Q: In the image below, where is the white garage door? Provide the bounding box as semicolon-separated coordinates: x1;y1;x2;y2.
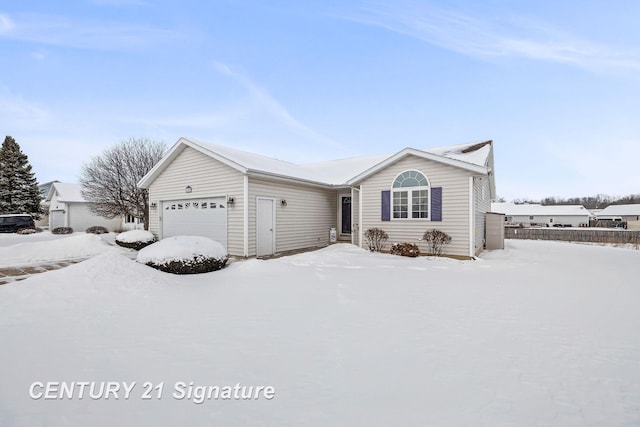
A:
50;210;65;230
162;197;227;249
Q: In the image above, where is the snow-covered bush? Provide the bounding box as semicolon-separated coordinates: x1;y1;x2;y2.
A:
115;230;157;250
86;226;109;234
52;227;73;235
16;227;38;235
364;228;388;252
136;236;228;274
390;242;421;257
422;229;452;256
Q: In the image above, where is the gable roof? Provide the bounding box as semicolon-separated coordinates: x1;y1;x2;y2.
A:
138;137;494;189
38;180;59;200
597;204;640;216
46;182;86;203
491;202;591;216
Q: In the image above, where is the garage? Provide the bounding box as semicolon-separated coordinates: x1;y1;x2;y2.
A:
162;197;227;249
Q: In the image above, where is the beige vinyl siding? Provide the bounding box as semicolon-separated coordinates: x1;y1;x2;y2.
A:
359;155;473;258
248;178;336;256
473;176;491;256
147;146;245;256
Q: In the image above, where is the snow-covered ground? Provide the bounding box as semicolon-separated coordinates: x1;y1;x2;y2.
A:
0;233;123;268
1;240;639;426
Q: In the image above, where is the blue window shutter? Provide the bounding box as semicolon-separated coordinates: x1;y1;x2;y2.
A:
431;187;442;221
381;190;391;221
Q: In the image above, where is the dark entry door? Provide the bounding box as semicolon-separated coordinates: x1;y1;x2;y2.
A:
341;196;352;234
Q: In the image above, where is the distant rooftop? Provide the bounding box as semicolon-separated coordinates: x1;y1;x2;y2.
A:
46;182;86;203
597;204;640;217
491;202;591;216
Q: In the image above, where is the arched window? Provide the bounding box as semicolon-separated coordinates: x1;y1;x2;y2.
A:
392;170;430;219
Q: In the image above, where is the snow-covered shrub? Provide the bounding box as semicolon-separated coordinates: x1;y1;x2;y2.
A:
391;242;421;257
136;236;228;274
86;226;109;234
422;229;452;256
115;230;156;250
364;228;388;252
16;227;38;235
52;227;73;235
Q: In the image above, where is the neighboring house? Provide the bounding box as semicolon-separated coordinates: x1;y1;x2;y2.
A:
122;214;145;231
139;137;497;259
36;180;59;228
45;183;122;232
596;204;640;222
491;202;591;227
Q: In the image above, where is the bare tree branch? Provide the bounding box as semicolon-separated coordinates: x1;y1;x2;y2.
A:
79;138;166;230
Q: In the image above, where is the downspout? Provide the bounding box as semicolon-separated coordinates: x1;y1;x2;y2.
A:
469;177;474;258
243;174;249;257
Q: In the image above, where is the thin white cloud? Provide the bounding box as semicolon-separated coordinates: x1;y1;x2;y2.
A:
545;140;640;197
0;86;53;128
212;61;346;151
130;108;249;129
0;12;186;51
87;0;152;6
0;13;15;32
343;1;640;73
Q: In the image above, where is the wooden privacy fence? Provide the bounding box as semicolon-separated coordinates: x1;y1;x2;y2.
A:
505;228;640;245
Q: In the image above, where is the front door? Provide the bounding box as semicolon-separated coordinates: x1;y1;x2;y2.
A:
341;196;352;235
256;198;275;257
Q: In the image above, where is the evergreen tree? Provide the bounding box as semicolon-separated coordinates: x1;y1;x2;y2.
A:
0;136;42;218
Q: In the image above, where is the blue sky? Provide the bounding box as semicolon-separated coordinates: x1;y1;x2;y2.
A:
1;0;639;201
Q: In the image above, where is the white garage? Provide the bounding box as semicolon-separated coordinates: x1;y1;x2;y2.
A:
162;197;227;249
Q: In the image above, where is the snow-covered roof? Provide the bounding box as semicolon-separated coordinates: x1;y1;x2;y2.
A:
46;183;86;203
139;137;494;188
491;202;591;216
597;204;640;217
423;141;493;168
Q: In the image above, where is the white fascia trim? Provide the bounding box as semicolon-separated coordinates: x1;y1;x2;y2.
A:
347;148;488;185
45;184;58;203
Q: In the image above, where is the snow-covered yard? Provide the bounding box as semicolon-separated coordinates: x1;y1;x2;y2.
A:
0;233;123;269
0;239;639;426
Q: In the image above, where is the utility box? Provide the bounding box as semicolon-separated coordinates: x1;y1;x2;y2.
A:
485;212;505;250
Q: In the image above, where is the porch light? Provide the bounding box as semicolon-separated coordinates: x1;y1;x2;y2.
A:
185;185;192;193
150;202;157;210
280;199;287;207
228;196;235;206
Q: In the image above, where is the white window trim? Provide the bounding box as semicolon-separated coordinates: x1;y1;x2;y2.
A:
391;170;431;221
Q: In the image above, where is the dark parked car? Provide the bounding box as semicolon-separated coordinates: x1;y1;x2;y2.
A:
0;214;36;233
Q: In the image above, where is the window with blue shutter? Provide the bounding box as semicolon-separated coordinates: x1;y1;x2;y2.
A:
381;190;390;221
431;187;442;221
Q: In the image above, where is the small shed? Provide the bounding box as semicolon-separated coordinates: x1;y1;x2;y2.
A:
485;212;505;250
